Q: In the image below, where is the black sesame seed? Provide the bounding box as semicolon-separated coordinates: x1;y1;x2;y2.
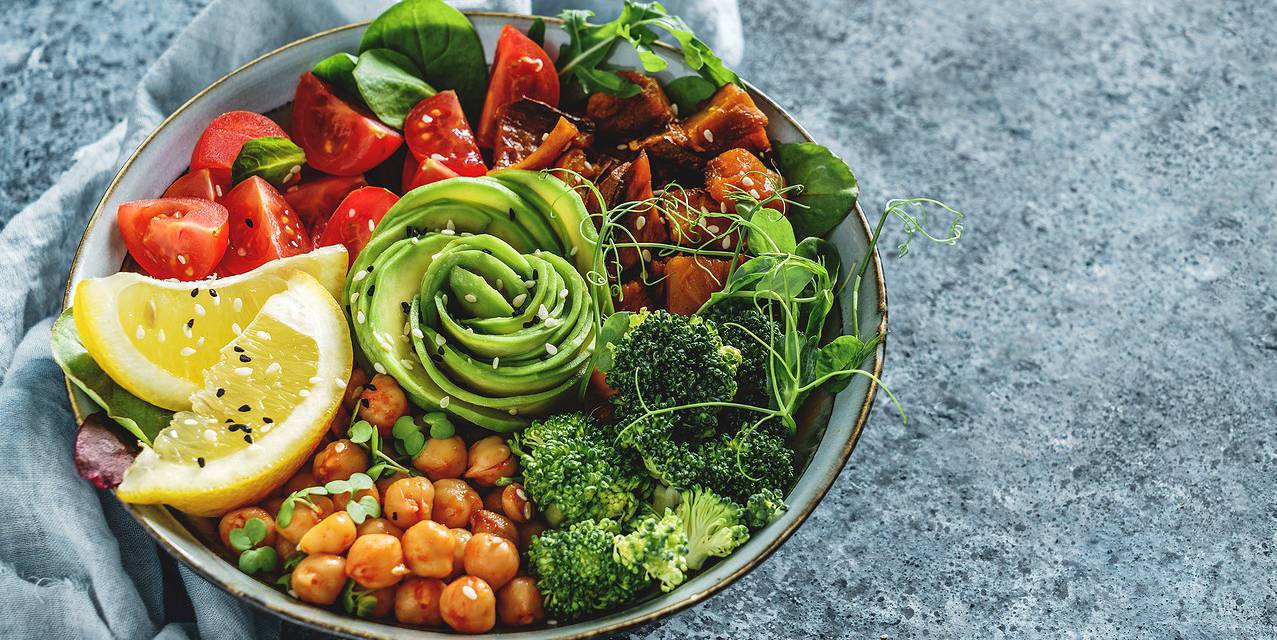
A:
360;398;370;408
262;417;273;424
225;418;235;424
508;208;516;220
239;354;252;363
391;512;398;521
244;434;253;444
366;285;375;297
227;423;241;432
186;318;194;329
401;301;411;314
197;457;205;468
209;289;218;298
365;383;377;391
523;320;535;328
190;289;199;298
238;404;251;412
233;346;245;353
216;388;225;397
245;217;254;228
430;354;443;363
366;265;374;272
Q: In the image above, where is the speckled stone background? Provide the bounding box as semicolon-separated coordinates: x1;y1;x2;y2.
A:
5;0;1275;637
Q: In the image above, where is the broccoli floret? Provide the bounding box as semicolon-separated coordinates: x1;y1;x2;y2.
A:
510;412;651;526
698;427;795;503
613;510;689;592
608;309;740;439
676;488;750;570
701;299;781;406
527;519;647;620
744;488;788;529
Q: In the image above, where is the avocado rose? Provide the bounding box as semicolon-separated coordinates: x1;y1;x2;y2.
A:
349;232;596;432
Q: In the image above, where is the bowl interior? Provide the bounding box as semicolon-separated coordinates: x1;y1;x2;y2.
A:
64;13;885;639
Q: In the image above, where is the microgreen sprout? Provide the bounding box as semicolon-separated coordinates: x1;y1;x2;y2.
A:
229;516;278;574
341;580;381;618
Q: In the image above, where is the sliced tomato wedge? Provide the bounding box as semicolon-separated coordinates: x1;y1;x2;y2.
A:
317;187;399;264
163;168;230;202
477;25;559;148
117;198;229;280
404;91;486;177
283;174;368;234
219;176;313;274
189;111;287;183
293;72;403;176
403;155;461;192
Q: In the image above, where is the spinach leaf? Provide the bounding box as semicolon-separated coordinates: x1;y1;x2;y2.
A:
51;309;172;445
811;334;881;393
312;52;360;99
775;142;859;239
353;49;436;129
230;137;306;187
557;2;740;97
746;206;797;254
664;76;716;114
527;17;546;47
795;237;842;281
359;0;488;118
594;311;635;372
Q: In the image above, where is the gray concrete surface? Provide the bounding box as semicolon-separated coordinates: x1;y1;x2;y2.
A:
4;0;1274;637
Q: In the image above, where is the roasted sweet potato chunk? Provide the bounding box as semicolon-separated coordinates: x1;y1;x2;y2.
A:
496;117;581;172
614;278;659;313
705;148;785;214
491;99;590;169
663;255;734;315
615;152;668;271
682;84;770;156
627;126;706;185
663;187;742;250
587;71;677;140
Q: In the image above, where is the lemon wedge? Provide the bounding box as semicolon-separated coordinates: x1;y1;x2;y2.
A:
115;271;352;516
73;246;347;410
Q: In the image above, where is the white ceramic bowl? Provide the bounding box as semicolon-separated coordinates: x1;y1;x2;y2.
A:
62;13;886;639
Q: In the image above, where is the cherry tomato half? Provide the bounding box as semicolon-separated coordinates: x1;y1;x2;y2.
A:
402;156;460;193
477;25;559;148
317;186;399;264
163;168;230;202
293;72;403;176
284;174;368;234
189;111;287;183
404;91;486;177
219;176;313;274
117;197;229;280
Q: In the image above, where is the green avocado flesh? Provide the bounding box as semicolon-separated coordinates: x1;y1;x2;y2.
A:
345;171;601;432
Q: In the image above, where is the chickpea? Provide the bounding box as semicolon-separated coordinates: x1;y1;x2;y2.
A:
394;577;446;625
412;435;467;480
277;495;334;544
282;469;318;496
333;486;379;512
469;509;518;543
402;520;456;578
517;519;548;553
432;479;482;528
218;507;276;550
327;404;352;440
497;576;545;626
298;511;357;555
343;367;371;412
357;517;404;539
291;554;347;605
312;439;369;484
275;536;300;563
358;374;409;433
449;528;472;579
501;483;534;523
464;436;518;486
439;576;496;634
383;477;434;528
375;470;411;498
463;532;519;590
346;534;410;589
481;488;505;515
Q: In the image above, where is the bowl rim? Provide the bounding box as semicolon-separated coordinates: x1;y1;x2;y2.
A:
60;12;888;639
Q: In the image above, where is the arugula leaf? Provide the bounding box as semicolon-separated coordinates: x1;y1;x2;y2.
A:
359;0;488;118
664;76;716;114
774;142;860;239
230;137;306;187
312;52;361;99
353;49;436;129
51;309;171;445
557;2;740;97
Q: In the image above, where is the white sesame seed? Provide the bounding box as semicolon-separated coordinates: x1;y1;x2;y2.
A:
197;337;205;347
545;343;558;355
180;346;195;356
722;237;732;249
214;184;223;198
544;317;561;328
194;303;205;316
492;357;500;369
232;322;243;335
511;293;527;307
524;280;535;288
446;219;455;231
177;254;187;265
367;219;375;232
569;245;578;256
516;488;527;500
298;389;310;397
157;329;166;343
708;224;721;233
182;324;193;338
431;153;446;161
635;215;646;230
496;279;504;290
441;228;455;236
508;408;518;416
435;334;446;347
233;298;243;312
439;396;451;409
353;270;368;282
235;367;252;376
615;143;627;151
401;359;414;370
135;326;145;340
309;376;323;384
524;503;533;519
462;585;477;600
410;236;420;244
256;331;271;340
720;201;727;213
741;176;754;187
464;293;478;303
412;328;425;339
560;289;569;299
703;129;715;143
204;429;218;441
266;362;281;375
750;188;761;199
334;377;347;389
641;249;652;262
351;291;360;304
374;362;387;374
537;304;549;319
357;311;366;324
